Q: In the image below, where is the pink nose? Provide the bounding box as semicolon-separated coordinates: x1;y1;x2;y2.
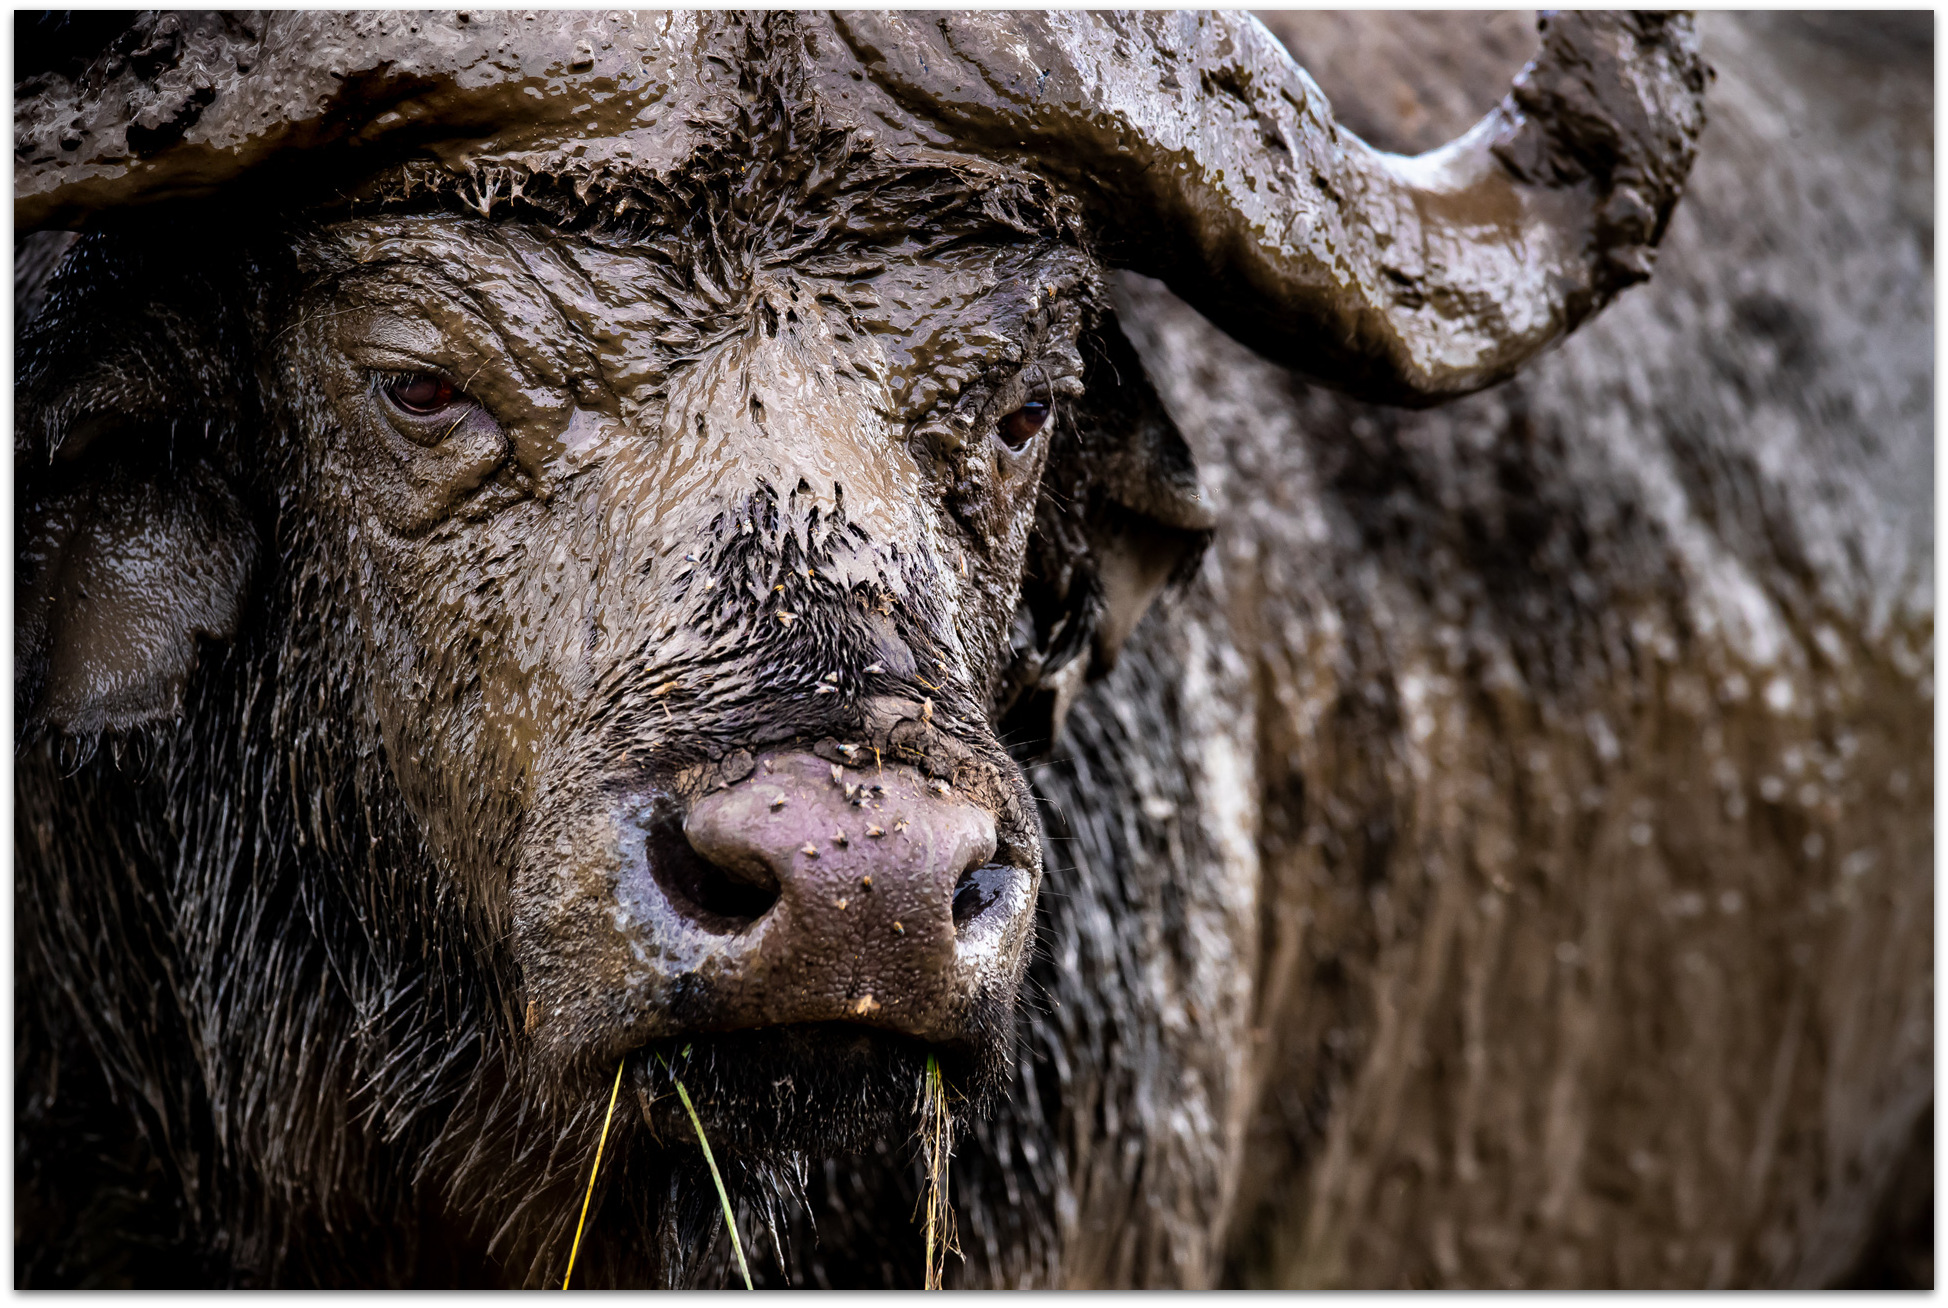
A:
675;752;1005;1038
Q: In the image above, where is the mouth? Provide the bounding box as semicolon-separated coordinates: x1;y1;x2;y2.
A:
625;1024;986;1158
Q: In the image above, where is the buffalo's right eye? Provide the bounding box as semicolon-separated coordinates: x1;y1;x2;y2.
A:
998;401;1050;450
384;372;458;415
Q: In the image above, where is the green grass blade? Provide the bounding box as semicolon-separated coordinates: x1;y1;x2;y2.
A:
675;1077;754;1290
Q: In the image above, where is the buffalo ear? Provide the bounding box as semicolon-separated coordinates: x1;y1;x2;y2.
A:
18;464;256;737
999;315;1214;756
15;228;259;739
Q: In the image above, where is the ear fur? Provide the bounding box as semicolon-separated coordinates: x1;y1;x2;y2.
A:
15;225;259;740
999;314;1213;757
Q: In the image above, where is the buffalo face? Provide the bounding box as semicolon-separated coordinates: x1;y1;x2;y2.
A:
288;183;1096;1142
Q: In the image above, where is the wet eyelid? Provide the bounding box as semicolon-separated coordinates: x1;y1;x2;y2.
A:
350;346;457;380
338;303;496;370
986;358;1072;414
341;320;483;369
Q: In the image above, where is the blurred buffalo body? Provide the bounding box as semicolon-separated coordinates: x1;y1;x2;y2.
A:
13;9;1931;1290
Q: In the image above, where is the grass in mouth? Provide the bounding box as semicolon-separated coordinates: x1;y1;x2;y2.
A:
561;1057;753;1291
562;1060;625;1290
916;1053;960;1291
675;1073;755;1290
564;1051;951;1289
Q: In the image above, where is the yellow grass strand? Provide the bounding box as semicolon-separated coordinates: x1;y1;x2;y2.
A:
562;1060;626;1290
675;1077;755;1290
916;1054;960;1290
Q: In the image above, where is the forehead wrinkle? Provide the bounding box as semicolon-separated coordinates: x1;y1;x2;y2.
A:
345;222;600;399
444;239;588;386
312;251;480;334
325;229;517;331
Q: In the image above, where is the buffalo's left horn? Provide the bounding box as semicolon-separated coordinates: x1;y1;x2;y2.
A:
833;10;1709;407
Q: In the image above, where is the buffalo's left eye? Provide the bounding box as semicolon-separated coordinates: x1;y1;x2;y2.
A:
384;372;458;415
998;401;1049;450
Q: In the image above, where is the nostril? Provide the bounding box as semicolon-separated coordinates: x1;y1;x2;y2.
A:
952;862;1016;929
650;816;780;932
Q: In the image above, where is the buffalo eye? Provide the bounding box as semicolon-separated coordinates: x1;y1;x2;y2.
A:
998;401;1049;450
384;372;458;415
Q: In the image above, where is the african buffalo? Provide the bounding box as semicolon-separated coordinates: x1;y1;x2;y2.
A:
14;9;1927;1290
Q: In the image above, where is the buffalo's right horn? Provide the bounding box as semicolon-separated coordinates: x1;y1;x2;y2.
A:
834;10;1709;407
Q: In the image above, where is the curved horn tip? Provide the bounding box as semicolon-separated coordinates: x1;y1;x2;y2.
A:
1137;9;1710;404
